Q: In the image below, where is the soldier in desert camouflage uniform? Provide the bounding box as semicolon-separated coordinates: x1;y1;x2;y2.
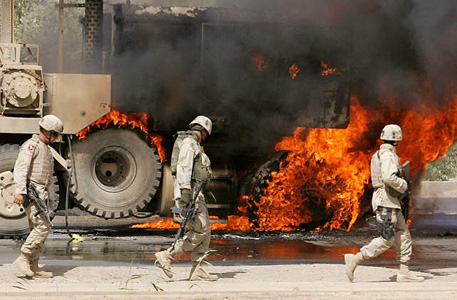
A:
13;115;63;278
155;115;218;281
344;124;424;283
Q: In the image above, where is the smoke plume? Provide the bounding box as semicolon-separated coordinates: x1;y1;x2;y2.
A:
92;1;457;157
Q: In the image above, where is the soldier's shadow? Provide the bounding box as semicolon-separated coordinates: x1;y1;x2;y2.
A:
47;265;77;277
173;270;246;281
388;275;432;282
217;271;245;279
11;265;76;280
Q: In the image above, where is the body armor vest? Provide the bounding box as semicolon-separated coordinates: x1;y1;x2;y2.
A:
171;130;211;184
192;152;211;183
170;130;199;176
371;150;384;189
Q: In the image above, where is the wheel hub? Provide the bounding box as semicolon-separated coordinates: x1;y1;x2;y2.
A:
93;147;137;192
0;171;24;218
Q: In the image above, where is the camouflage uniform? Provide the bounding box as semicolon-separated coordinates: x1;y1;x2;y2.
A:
14;134;54;263
155;116;217;281
344;136;423;282
361;143;411;262
172;134;212;263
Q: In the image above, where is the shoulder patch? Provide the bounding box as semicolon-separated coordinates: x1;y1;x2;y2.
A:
25;144;36;156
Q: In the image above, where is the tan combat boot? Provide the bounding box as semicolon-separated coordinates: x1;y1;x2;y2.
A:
396;262;424;282
13;253;34;277
30;260;54;278
155;249;174;278
189;262;218;281
344;252;364;282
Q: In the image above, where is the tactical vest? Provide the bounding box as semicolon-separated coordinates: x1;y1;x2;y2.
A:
192;152;212;183
170;130;199;176
371;149;402;198
370;150;384;189
26;135;54;188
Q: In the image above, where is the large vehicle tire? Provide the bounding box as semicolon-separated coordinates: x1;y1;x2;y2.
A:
71;128;162;218
155;164;174;216
0;144;28;238
0;144;59;238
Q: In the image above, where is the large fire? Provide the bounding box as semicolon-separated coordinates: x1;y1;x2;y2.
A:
251;95;457;232
132;94;457;233
76;110;166;162
252;98;372;232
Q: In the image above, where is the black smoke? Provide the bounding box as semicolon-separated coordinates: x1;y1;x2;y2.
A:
111;0;457;159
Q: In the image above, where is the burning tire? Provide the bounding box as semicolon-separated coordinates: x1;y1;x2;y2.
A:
0;144;59;238
71;128;162;218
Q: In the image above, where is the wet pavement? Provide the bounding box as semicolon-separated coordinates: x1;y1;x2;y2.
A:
39;233;457;268
1;212;456;268
0;215;457;299
2;229;456;270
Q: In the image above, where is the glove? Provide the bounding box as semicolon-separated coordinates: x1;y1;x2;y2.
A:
180;189;191;207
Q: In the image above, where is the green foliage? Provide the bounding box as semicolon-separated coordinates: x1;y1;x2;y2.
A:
422;142;457;181
13;0;85;72
151;282;164;292
12;277;31;290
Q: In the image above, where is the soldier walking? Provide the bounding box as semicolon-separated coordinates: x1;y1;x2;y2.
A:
344;124;424;282
13;115;64;278
155;115;218;281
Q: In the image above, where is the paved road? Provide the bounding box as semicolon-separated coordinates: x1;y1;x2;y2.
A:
0;214;456;299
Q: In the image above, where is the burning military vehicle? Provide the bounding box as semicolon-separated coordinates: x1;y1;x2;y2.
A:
2;0;457;237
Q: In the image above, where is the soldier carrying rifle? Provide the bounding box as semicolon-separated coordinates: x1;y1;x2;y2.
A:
13;115;64;278
155;116;218;281
344;124;424;282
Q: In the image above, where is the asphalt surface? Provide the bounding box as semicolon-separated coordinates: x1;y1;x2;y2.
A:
0;214;456;299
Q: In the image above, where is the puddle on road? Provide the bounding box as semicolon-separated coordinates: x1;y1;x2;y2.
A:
41;233;457;265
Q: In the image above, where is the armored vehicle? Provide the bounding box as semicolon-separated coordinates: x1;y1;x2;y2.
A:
0;0;349;237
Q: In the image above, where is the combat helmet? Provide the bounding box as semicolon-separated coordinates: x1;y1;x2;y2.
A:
380;124;402;141
189;115;212;135
39;114;64;133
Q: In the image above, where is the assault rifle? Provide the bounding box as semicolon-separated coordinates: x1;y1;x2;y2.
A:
171;180;205;250
399;161;411;220
23;183;52;224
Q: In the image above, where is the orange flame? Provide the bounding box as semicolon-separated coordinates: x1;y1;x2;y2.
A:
131;218;179;229
130;93;457;233
398;100;457;174
321;59;342;76
76;109;165;162
252;53;267;71
289;64;300;79
252;98;371;232
237;195;249;214
130;215;251;231
251;93;457;232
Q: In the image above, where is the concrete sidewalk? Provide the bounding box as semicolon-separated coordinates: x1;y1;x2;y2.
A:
0;261;456;299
